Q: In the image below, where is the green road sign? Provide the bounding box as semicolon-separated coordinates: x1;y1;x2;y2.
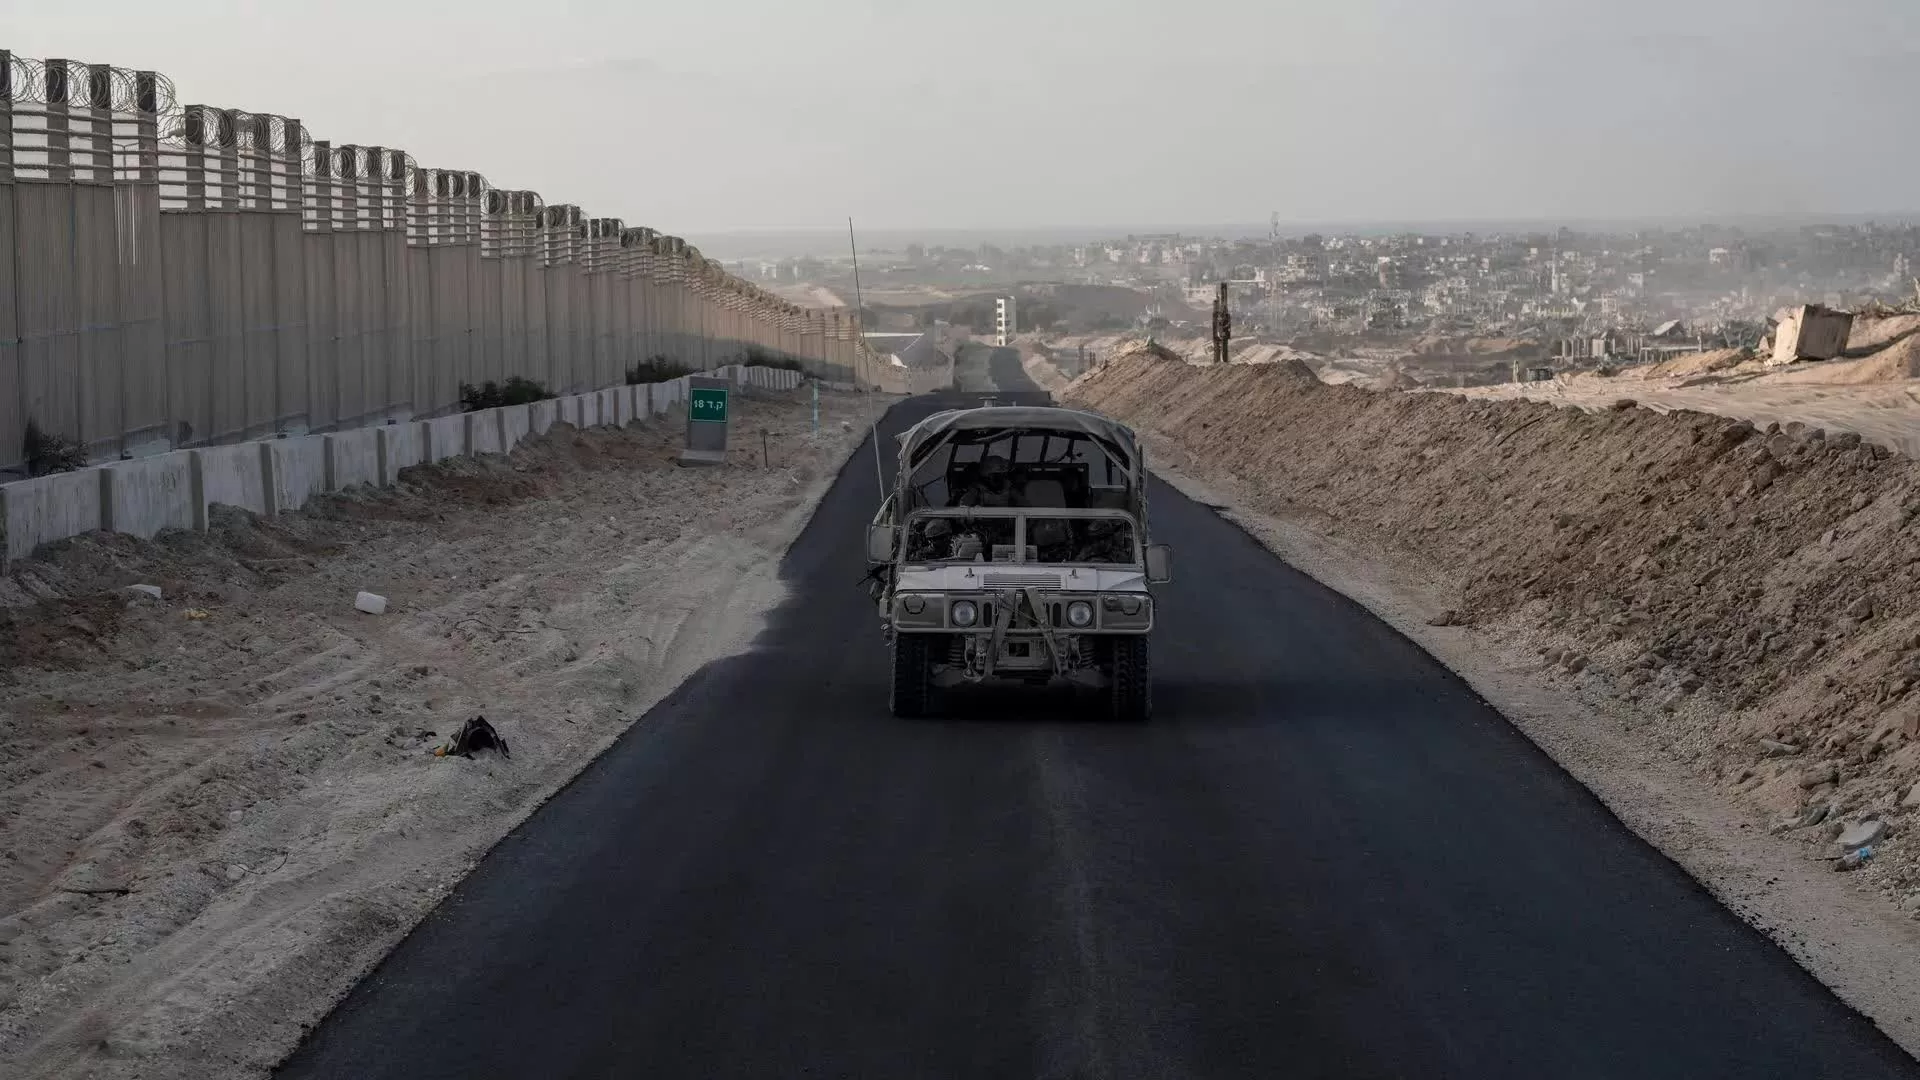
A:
689;386;730;424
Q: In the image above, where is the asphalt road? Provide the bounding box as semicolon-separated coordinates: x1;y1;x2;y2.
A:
278;352;1919;1079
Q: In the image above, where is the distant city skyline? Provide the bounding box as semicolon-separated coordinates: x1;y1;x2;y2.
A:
692;213;1920;262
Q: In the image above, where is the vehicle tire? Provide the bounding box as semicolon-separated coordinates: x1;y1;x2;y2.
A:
891;633;936;718
1109;636;1151;722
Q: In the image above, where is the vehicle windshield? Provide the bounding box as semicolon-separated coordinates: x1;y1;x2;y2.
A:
904;513;1137;565
902;428;1134;513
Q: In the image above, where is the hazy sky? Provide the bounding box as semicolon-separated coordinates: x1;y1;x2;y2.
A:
7;0;1918;235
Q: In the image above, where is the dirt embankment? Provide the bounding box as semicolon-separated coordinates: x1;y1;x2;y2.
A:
1069;348;1920;935
0;390;877;1079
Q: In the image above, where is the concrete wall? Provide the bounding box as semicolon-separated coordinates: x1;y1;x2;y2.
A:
381;423;425;485
325;429;383;491
0;51;860;479
269;436;329;514
500;404;533;451
2;469;106;562
0;366;802;563
194;443;272;524
424;414;469;463
102;452;196;538
469;409;506;456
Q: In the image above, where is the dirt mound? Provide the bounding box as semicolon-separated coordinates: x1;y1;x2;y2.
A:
1636;348;1752;380
1371;365;1421;391
1071;348;1920;897
1762;336;1920;386
1849;314;1920;354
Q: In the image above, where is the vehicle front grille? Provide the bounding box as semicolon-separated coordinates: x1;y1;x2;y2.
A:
983;574;1063;590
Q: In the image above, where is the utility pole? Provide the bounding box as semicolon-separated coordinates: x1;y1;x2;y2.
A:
1211;282;1232;365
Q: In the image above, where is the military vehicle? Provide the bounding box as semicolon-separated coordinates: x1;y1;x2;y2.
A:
867;405;1171;720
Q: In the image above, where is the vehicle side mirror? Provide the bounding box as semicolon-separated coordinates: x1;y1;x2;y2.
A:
868;523;895;564
1145;543;1172;584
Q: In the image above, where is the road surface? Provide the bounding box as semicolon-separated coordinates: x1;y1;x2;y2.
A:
278;352;1918;1079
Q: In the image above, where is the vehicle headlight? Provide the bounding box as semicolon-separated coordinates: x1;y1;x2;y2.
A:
951;600;978;627
1101;595;1144;616
902;594;926;614
1066;601;1094;627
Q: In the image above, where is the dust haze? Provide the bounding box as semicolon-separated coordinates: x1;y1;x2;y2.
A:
6;0;1917;233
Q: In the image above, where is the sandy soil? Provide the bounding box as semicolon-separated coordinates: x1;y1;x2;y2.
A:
0;389;881;1079
1067;346;1920;1058
770;284;847;309
1452;313;1920;455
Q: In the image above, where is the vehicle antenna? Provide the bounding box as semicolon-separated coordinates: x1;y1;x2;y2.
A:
849;217;885;495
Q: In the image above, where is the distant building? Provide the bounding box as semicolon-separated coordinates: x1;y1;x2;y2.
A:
995;296;1017;347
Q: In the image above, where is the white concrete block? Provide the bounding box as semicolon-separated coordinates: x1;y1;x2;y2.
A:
424;414;468;463
1;468;107;563
127;583;163;600
354;591;389;615
500;404;533;451
269;435;328;514
469;408;506;455
325;428;383;491
529;399;558;435
101;451;195;538
380;423;425;485
193;443;271;526
597;388;622;428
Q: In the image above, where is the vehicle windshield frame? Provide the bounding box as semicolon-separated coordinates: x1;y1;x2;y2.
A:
899;506;1144;568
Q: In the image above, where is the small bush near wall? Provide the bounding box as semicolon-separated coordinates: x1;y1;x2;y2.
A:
627;356;695;384
23;420;89;476
459;377;555;412
741;346;805;372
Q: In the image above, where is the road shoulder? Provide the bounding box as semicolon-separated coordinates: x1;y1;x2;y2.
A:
1146;443;1920;1061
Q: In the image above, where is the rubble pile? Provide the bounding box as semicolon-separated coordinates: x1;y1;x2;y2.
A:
1070;344;1920;901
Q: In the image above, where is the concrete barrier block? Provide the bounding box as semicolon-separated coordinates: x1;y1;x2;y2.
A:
380;423;425;485
596;388;622;428
194;443;272;525
424;414;468;463
269;435;329;515
325;428;383;491
2;468;108;563
102;451;195;538
469;408;506;455
499;404;532;451
529;399;558;435
619;385;641;425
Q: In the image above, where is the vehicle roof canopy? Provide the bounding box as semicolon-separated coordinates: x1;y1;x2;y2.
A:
897;406;1139;471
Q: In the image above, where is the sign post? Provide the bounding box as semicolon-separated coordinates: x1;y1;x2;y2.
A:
677;375;730;466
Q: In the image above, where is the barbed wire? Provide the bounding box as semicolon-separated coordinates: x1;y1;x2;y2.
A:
4;55;178;114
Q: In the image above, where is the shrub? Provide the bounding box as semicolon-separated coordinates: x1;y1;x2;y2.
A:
459;376;555;412
626;356;695;384
742;346;805;372
23;419;88;476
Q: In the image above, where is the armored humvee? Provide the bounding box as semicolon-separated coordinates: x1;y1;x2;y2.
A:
866;405;1172;720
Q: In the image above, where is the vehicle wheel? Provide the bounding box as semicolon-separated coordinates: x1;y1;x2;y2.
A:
1109;636;1151;722
891;633;936;718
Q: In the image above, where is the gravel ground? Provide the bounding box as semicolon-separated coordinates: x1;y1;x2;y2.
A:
0;388;883;1080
